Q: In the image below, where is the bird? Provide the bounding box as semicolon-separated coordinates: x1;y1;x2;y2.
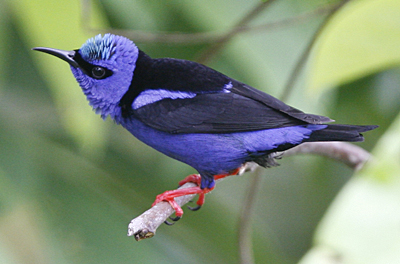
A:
33;33;377;223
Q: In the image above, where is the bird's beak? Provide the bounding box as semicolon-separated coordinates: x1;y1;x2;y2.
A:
32;47;80;69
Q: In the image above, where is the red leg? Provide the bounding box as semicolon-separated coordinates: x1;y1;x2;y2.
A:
151;186;213;217
178;174;202;186
214;167;242;181
152;166;243;218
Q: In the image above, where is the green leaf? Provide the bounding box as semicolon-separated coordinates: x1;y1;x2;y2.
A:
308;0;400;92
299;113;400;264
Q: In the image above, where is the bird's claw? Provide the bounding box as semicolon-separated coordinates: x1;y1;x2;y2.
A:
169;215;181;221
153;171;235;224
164;215;181;225
152;186;208;221
164;220;175;226
187;205;201;211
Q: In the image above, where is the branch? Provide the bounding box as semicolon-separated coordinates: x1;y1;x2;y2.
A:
240;1;351;262
282;141;372;170
80;0;338;45
279;0;350;101
127;142;372;241
127;182;198;241
238;167;264;264
195;0;277;63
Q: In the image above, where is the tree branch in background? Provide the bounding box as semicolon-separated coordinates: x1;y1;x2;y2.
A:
239;1;351;263
238;167;264;264
80;0;341;45
195;0;277;63
279;0;350;102
282;142;372;170
128;141;372;241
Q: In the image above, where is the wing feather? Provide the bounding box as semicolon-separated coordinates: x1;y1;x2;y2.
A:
132;88;314;133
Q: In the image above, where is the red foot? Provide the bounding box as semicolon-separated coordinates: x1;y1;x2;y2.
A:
151;187;212;217
151;167;243;217
178;174;202;186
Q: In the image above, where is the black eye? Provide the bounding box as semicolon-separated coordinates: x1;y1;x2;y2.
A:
92;66;106;79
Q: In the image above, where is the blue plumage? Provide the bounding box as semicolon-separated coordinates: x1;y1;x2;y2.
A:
80;33;117;61
122;117;326;189
33;34;377;220
70;35;138;120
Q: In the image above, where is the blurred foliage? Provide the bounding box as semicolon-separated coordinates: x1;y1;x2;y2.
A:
0;0;398;263
300;111;400;264
308;0;400;92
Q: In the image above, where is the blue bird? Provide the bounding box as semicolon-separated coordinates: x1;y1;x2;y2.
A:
33;34;377;221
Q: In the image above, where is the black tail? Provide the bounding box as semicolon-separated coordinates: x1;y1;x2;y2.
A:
306;125;378;142
252;124;377;168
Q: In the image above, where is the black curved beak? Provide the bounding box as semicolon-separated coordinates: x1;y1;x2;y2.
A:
32;47;80;69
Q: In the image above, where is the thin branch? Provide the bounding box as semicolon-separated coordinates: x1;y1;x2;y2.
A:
236;2;344;35
195;0;277;63
80;0;338;45
127;142;372;241
238;167;264;264
127;182;198;241
279;0;350;101
238;1;351;262
127;163;257;241
282;142;372;171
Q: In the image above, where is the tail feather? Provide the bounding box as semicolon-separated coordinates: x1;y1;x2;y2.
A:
306;124;378;143
251;124;377;168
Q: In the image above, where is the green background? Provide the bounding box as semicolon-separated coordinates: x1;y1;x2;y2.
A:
0;0;399;263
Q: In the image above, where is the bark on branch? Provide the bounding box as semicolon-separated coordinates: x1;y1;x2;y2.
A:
127;141;372;241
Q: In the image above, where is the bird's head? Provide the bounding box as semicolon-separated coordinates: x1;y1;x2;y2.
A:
33;34;139;119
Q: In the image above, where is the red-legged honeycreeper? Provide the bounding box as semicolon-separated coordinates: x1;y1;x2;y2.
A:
33;34;377;222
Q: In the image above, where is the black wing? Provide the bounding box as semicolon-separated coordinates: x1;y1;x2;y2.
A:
132;82;333;134
231;83;334;124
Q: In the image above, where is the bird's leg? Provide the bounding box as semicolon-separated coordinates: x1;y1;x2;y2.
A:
213;167;242;181
183;168;243;211
178;174;202;186
178;166;242;187
152;167;243;221
152;186;213;218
